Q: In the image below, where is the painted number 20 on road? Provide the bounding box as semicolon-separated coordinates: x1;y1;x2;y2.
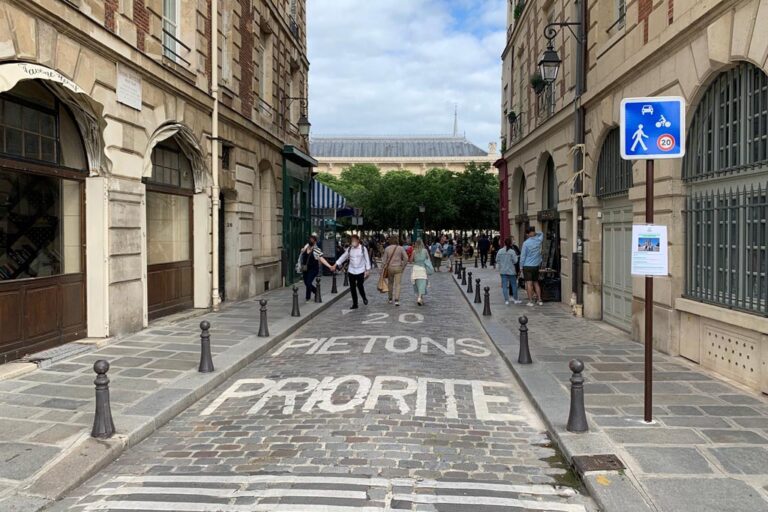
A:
361;313;424;325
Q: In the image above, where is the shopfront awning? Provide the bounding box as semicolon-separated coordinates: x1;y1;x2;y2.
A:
312;180;347;209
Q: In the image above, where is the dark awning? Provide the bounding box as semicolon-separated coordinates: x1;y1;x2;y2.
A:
282;145;318;168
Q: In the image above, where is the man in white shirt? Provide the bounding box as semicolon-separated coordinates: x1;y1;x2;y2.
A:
333;234;371;310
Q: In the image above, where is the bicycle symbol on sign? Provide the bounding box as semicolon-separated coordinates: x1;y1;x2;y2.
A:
655;115;671;128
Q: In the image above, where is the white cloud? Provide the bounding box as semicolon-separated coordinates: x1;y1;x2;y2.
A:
307;0;505;150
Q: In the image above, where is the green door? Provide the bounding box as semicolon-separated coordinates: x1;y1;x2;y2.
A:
282;146;316;286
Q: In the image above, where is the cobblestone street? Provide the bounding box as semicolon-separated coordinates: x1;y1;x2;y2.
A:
51;270;595;511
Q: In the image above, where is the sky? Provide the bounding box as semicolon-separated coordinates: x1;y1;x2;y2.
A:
306;0;506;150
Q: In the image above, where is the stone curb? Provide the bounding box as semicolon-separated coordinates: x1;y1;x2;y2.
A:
451;274;656;512
12;285;352;511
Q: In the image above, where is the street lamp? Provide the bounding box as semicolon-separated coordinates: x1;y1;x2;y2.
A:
282;96;311;138
538;43;562;84
538;22;583;85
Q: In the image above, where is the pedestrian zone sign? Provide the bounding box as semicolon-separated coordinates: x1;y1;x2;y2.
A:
620;96;685;160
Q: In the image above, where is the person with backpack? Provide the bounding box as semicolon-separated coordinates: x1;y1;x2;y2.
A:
497;237;521;305
430;237;444;272
297;235;334;301
333;234;371;310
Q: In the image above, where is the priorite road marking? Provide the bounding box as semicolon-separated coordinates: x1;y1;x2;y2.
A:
271;335;491;357
81;474;588;512
200;375;525;421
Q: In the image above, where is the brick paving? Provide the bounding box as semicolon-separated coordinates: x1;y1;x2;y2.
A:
50;270;596;511
468;264;768;511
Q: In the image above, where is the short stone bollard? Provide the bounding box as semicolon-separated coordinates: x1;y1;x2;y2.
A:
517;315;532;364
567;359;589;433
198;320;214;373
258;299;269;337
291;286;301;317
343;271;349;287
482;286;492;316
461;267;467;286
331;272;338;294
474;279;482;304
466;272;473;293
91;360;115;439
315;278;323;303
474;256;478;268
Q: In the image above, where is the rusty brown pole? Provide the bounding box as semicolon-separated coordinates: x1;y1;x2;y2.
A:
644;159;654;423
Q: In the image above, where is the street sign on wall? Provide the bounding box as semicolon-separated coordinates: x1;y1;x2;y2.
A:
620;96;685;160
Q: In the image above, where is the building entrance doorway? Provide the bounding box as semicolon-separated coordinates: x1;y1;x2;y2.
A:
0;81;88;363
601;202;633;331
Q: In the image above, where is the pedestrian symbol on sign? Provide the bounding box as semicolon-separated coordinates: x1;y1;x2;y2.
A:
631;124;649;152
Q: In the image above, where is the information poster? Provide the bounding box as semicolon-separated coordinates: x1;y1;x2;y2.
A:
117;64;142;111
631;224;668;276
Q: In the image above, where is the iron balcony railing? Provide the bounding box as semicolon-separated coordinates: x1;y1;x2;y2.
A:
162;20;191;67
684;183;768;316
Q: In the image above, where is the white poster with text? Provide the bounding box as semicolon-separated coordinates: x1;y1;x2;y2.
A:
631;224;668;276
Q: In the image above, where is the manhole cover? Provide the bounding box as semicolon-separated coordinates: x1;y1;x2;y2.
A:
572;454;625;474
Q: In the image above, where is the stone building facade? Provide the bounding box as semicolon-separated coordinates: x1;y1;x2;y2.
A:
498;0;768;392
0;0;314;363
311;135;500;176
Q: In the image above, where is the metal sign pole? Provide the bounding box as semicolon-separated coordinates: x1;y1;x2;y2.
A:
644;159;654;423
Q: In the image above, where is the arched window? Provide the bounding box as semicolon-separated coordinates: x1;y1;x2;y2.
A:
684;62;768;316
596;128;633;198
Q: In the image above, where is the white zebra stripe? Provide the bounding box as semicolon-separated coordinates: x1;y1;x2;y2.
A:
392;493;588;512
111;474;390;487
94;487;367;500
392;477;578;497
84;502;383;512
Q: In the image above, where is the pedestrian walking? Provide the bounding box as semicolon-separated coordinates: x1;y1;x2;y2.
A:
477;233;491;268
297;235;334;301
511;236;522;297
497;237;521;305
520;227;544;306
382;236;408;306
430;237;444;272
333;234;371;310
443;237;454;272
410;239;433;306
490;235;500;267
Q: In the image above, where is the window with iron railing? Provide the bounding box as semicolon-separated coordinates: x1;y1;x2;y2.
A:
606;0;626;36
683;62;768;316
162;0;191;66
536;84;556;123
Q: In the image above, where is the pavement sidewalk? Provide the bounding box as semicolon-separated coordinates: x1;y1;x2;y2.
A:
459;263;768;512
0;275;351;511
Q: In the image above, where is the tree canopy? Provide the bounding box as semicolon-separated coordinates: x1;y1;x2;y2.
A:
315;162;498;232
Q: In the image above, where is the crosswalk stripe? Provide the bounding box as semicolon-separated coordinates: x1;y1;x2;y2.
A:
112;474;390;487
94;487;368;499
84;502;385;512
392;493;587;512
392;477;578;497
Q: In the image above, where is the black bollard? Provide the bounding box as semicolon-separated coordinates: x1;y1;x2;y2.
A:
91;360;115;439
258;299;269;337
474;279;482;304
343;271;349;287
482;286;492;316
461;267;467;286
315;277;323;303
518;315;532;364
198;320;214;373
291;286;301;317
331;272;338;294
467;272;473;293
455;262;461;278
474;256;478;268
567;359;589;433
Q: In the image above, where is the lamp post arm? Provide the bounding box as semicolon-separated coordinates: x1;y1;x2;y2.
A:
544;22;585;44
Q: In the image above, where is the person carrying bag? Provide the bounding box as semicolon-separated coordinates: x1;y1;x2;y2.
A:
377;243;396;294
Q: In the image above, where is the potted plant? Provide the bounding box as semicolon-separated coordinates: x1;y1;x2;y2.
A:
530;72;546;94
513;1;525;20
507;110;517;123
